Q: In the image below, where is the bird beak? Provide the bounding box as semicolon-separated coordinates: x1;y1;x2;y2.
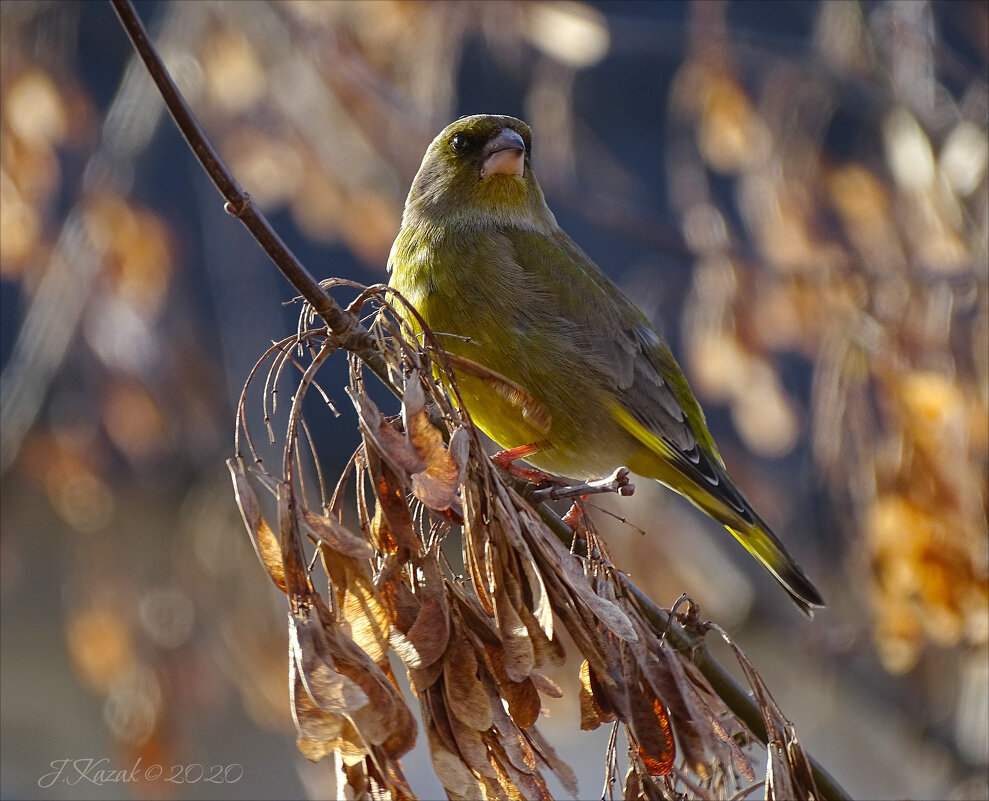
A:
480;128;525;178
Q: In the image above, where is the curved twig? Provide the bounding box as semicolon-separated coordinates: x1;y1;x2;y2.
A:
109;0;398;398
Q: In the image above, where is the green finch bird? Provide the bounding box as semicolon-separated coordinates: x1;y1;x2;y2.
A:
388;114;824;617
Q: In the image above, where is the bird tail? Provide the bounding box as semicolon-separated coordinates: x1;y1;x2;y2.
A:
609;402;824;615
724;518;825;618
650;464;826;616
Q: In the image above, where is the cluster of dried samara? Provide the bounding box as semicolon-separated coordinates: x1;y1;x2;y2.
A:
228;289;819;800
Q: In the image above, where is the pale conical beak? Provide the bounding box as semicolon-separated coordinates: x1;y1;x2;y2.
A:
480;128;525;177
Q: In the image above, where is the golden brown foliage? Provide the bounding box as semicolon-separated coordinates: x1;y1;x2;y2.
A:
669;1;988;674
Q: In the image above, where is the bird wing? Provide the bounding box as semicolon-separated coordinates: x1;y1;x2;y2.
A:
507;226;754;522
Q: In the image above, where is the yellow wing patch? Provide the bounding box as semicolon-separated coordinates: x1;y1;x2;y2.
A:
607;399;678;462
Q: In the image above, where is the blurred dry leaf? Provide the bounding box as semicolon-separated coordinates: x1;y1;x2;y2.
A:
523;1;610;68
5;68;68;144
201;26;266;113
670;0;988;685
82;193;173;315
102;379;170;463
66;605;136;693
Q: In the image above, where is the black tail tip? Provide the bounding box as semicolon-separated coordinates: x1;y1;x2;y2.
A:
784;572;826;619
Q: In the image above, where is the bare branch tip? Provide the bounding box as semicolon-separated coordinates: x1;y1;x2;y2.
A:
527;466;634;503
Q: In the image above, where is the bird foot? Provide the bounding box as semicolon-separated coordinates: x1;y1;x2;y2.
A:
492;444;553;483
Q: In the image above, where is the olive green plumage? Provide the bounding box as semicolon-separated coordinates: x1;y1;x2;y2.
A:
388;114;824;616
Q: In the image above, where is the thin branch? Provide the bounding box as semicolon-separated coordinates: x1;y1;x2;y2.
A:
108;0;399;397
532;501;850;801
527;467;635;503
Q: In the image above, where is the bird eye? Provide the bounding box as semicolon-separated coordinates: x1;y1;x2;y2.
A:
450;133;471;153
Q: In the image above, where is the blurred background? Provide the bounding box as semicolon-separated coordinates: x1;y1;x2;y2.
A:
1;1;986;799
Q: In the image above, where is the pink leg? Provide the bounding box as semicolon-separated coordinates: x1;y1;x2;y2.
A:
492;443;553;482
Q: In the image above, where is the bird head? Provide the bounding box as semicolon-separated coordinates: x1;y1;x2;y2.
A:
400;114;556;234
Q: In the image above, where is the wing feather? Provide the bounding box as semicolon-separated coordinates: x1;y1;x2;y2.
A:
504;227;752;520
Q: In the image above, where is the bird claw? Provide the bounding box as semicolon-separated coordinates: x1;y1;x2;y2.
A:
492;444;553;482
